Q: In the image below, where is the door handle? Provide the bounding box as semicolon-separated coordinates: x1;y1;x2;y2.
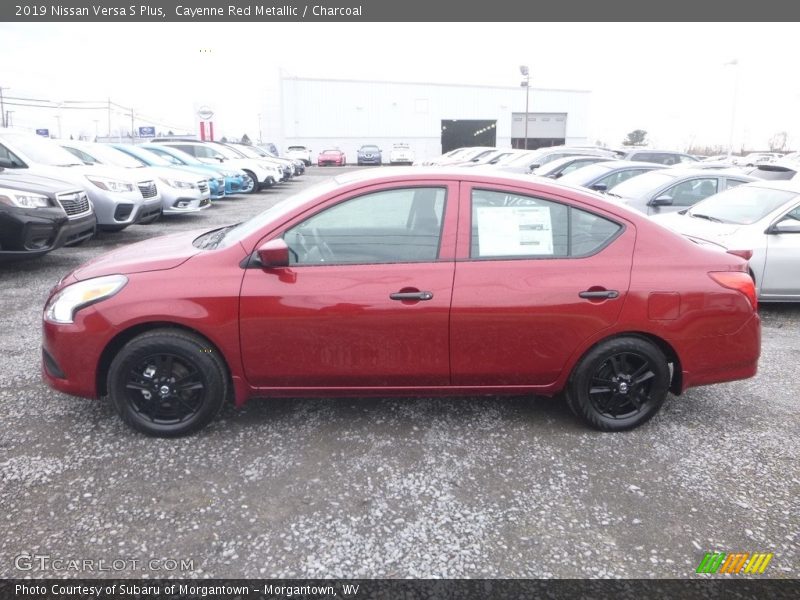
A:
579;289;619;299
390;291;434;301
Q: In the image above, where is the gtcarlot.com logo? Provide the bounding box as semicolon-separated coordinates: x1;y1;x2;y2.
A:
14;553;194;572
696;552;773;574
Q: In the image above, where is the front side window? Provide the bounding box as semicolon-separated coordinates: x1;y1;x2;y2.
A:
284;187;446;265
596;169;648;190
662;177;718;206
470;190;622;259
0;143;26;167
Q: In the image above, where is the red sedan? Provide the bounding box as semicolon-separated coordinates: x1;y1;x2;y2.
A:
317;148;346;167
42;169;760;436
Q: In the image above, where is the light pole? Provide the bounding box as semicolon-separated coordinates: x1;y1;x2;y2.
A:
724;59;740;159
0;86;8;128
520;65;530;150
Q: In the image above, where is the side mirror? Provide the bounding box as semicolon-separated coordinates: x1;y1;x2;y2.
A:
257;239;290;267
591;182;608;192
768;219;800;234
650;195;674;206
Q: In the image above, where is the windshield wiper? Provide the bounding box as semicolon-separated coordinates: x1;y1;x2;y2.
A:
690;213;724;223
196;225;235;249
604;191;622;198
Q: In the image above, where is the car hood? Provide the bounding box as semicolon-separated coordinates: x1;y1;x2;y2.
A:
71;229;205;281
145;165;205;182
26;163;146;185
0;170;85;195
652;212;744;243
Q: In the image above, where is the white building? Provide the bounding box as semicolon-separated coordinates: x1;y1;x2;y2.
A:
268;76;592;163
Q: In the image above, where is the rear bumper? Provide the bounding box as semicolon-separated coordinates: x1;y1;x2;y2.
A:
678;312;761;391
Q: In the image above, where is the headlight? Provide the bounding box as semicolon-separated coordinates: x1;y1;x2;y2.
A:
45;274;128;324
0;187;50;208
86;177;134;193
159;177;196;189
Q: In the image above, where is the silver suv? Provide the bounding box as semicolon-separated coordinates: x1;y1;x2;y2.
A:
0;131;161;231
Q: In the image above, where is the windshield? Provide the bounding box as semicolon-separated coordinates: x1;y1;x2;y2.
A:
687;185;798;225
117;145;173;167
213;144;247;159
558;162;614;184
288;146;307;151
73;143;145;168
610;171;678;198
221;179;339;248
503;150;547;167
1;133;83;166
143;145;196;165
230;145;261;158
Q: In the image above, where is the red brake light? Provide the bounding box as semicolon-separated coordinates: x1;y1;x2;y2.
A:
726;249;753;261
709;271;757;310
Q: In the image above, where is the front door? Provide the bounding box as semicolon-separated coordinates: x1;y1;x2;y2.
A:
239;183;458;388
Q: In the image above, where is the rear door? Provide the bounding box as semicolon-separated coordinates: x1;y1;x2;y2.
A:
450;184;635;386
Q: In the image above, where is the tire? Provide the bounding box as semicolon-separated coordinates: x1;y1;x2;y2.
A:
240;171;258;195
565;337;670;431
107;329;229;437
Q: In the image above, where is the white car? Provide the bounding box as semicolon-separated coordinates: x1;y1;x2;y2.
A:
652;180;800;302
285;145;313;166
389;143;415;165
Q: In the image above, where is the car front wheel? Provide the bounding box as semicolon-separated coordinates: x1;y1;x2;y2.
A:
240;171;257;194
566;337;670;431
107;329;229;437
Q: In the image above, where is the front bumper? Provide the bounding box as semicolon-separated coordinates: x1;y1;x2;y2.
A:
0;206;68;260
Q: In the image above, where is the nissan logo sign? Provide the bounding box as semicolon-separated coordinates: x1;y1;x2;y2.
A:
197;106;214;120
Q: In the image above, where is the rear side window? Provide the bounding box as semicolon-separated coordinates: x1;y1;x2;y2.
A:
470;189;622;259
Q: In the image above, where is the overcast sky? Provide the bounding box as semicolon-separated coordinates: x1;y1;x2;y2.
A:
1;22;797;151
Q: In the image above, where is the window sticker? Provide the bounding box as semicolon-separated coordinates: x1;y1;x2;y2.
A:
477;205;554;256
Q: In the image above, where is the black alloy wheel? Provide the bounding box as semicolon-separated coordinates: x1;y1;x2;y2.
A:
566;337;670;431
108;329;229;436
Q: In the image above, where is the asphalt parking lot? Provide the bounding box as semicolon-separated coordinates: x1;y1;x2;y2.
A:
0;167;798;579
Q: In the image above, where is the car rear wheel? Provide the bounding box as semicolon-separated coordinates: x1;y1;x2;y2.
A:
107;329;229;437
566;337;670;431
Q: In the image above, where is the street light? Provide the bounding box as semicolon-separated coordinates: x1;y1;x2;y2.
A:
724;59;740;159
520;65;530;150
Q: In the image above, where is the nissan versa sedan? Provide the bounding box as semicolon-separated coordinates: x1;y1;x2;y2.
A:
652;180;800;301
42;169;760;437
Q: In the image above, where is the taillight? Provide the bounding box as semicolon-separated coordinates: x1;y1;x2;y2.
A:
726;249;753;261
709;271;757;310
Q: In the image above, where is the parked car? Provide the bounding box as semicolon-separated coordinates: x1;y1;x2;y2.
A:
286;145;313;166
110;143;224;201
389;143;415;165
530;155;614;179
740;160;799;181
318;148;346;167
60;141;211;216
606;169;758;215
557;160;662;192
0;170;95;260
497;146;618;174
429;147;496;166
42;168;760;437
735;152;783;166
618;149;699;166
151;141;282;192
356;145;382;166
222;142;296;179
258;142;279;156
140;144;249;195
652;180;800;301
0;131;161;232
